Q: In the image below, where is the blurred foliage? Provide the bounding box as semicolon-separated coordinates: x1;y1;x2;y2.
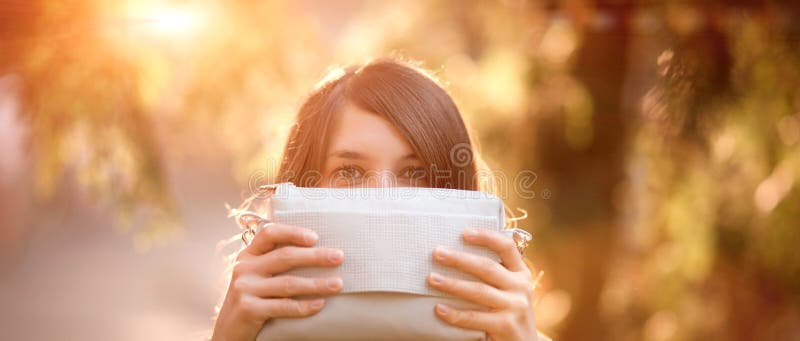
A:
612;10;800;340
1;0;799;339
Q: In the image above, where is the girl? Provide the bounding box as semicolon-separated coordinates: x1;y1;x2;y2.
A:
212;58;541;341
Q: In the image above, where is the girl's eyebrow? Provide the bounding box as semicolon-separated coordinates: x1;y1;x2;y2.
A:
328;149;369;160
328;149;419;161
401;153;420;161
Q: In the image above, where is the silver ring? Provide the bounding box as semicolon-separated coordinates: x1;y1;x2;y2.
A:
236;211;271;246
241;229;255;245
504;228;532;255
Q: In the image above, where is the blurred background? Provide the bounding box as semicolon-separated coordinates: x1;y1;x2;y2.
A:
1;0;799;340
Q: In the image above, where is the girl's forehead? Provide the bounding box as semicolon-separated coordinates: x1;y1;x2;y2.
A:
327;102;415;162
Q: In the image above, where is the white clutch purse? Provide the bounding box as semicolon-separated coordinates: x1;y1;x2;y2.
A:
239;183;508;341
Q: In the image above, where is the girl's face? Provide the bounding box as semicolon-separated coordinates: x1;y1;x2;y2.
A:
320;102;429;188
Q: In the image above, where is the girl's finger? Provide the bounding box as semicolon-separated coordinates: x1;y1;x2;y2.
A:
462;228;526;272
242;223;319;257
433;246;516;290
252;246;344;276
239;275;343;298
433;303;508;335
239;295;326;320
427;272;511;308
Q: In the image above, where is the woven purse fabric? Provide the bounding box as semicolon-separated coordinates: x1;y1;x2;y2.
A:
255;183;505;340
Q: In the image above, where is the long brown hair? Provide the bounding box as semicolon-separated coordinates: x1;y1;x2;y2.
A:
276;57;481;190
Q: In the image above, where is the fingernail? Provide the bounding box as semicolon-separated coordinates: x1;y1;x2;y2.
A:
326;278;342;290
435;246;450;260
310;299;324;309
328;250;343;263
429;272;444;285
463;228;479;239
304;231;318;244
436;303;449;315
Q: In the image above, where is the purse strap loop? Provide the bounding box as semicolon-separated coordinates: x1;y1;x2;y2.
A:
235;184;280;246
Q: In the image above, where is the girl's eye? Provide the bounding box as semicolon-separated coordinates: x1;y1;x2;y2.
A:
334;165;364;180
401;166;427;180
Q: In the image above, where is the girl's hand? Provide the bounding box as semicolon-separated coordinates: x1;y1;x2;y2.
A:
427;228;538;341
212;223;344;341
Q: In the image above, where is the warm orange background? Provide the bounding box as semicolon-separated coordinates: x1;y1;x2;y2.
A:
1;1;799;340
